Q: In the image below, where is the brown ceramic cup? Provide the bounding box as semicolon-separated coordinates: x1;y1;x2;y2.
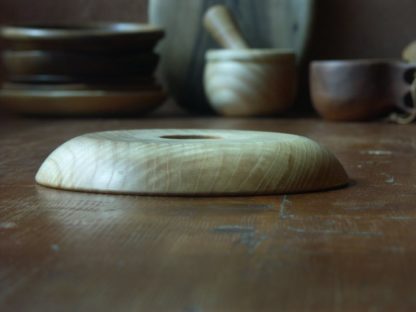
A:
310;60;416;121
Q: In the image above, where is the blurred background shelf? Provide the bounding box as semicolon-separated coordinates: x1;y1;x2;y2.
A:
1;0;416;116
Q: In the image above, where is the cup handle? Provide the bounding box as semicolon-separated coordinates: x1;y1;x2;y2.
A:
388;65;416;124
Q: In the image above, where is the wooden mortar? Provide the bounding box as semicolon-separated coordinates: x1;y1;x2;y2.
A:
203;5;296;117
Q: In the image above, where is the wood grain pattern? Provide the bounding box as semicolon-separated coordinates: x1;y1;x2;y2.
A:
35;129;348;195
2;117;416;311
149;0;314;113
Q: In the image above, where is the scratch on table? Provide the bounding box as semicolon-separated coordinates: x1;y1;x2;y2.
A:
381;173;396;184
211;225;268;253
183;305;203;312
287;226;383;237
212;225;255;233
0;222;17;229
51;244;60;252
383;245;405;253
333;200;390;210
279;195;293;220
383;215;415;221
361;150;392;156
238;231;268;253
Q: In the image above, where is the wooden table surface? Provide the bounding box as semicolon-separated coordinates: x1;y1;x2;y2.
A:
1;117;416;311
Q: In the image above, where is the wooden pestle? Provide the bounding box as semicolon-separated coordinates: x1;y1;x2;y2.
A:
203;5;249;49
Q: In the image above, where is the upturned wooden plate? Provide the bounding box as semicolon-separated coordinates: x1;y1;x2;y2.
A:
35;129;348;195
149;0;314;113
0;88;166;116
2;50;160;76
0;23;164;52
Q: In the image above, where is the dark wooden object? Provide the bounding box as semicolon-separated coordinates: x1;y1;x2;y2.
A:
0;23;164;52
1;117;416;311
310;60;416;121
1;50;159;77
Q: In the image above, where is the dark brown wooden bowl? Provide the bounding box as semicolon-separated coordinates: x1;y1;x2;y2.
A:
0;23;164;52
310;59;416;121
1;50;160;77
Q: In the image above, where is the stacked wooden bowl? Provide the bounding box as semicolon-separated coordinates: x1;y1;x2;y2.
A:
0;23;165;116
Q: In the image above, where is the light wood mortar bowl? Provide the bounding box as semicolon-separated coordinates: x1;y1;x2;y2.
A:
36;129;348;196
204;49;296;116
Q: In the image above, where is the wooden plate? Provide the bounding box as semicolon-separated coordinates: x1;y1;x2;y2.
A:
149;0;314;113
1;82;162;92
0;88;166;116
35;129;348;195
6;73;157;84
2;50;160;76
0;23;164;52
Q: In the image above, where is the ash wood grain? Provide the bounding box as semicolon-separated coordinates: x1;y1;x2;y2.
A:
149;0;314;113
1;117;416;311
35;129;347;195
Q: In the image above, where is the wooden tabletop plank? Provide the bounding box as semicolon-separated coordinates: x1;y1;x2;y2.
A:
1;118;416;311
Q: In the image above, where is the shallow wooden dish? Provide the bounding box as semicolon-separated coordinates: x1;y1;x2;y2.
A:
0;23;164;52
1;50;159;76
36;129;348;195
0;88;165;116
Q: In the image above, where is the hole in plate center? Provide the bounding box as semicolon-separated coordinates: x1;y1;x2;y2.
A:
160;134;222;140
